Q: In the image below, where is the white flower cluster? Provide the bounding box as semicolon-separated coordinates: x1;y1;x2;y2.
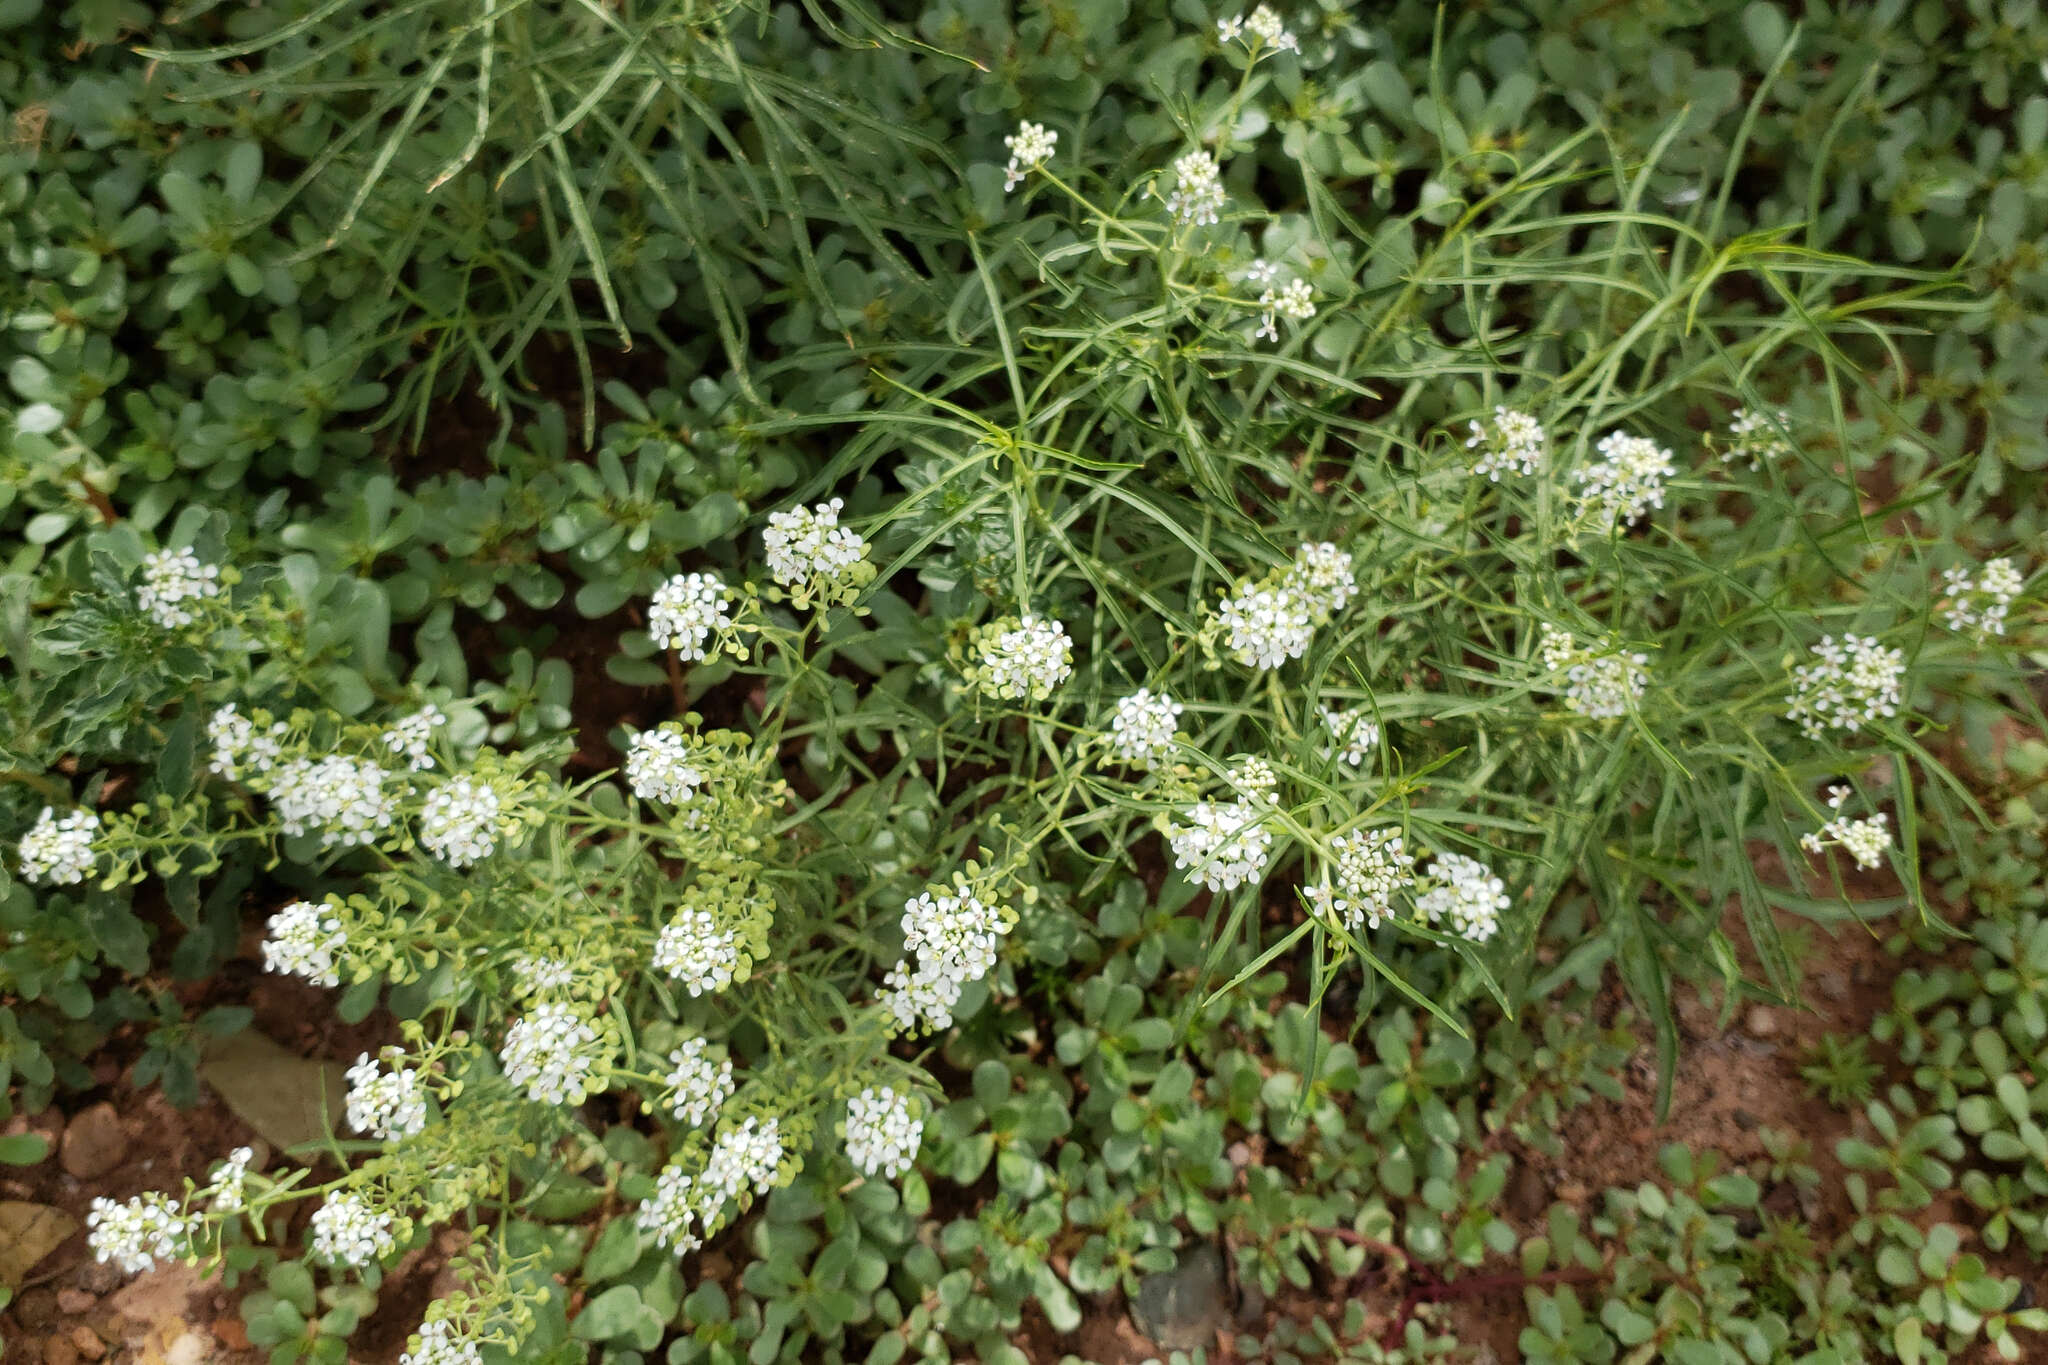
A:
208;704;288;780
262;900;349;987
639;1113;796;1256
1321;706;1380;767
845;1085;923;1180
1003;120;1058;192
701;1116;785;1206
1217;4;1299;51
975;614;1074;701
87;1193;194;1274
1536;628;1649;720
1216;541;1355;670
1108;688;1184;768
1254;277;1316;343
637;1163;707;1255
511;952;575;996
666;1038;735;1127
1941;558;2023;638
204;1146;256;1214
1722;408;1790;468
883;885;1012;1034
1787;634;1905;740
381;705;447;771
400;1319;484;1365
649;572;735;662
18;806;99;886
500;1004;609;1106
1166;150;1226;227
654;909;740;996
346;1052;429;1141
1168;799;1274;892
1307;828;1413;933
1800;788;1891;870
1575;430;1675;526
1217;583;1313;670
309;1190;396;1268
879;957;963;1034
1467;407;1547;481
269;754;398;848
136;547;221;629
902;888;1007;982
764;498;869;603
625;726;705;805
419;776;502;868
1414;852;1509;943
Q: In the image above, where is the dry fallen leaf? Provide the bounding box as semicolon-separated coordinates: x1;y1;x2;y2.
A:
198;1031;348;1157
0;1200;78;1288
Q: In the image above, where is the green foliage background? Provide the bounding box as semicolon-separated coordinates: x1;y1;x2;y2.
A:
4;0;2048;1362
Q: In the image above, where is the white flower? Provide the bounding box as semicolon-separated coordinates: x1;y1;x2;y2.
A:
1286;541;1356;617
1320;706;1380;767
262;900;349;986
1787;634;1905;739
1218;583;1315;670
309;1191;396;1268
1536;628;1648;720
87;1193;194;1274
1168;799;1274;892
1308;828;1413;933
1243;258;1279;286
1108;688;1184;768
975;615;1074;701
625;727;705;805
1273;278;1315;319
400;1318;484;1365
18;806;99;886
419;776;502;868
1216;14;1245;40
500;1004;610;1106
1254;277;1315;342
763;498;869;602
1166;150;1226;227
136;548;220;629
1941;558;2023;638
511;953;575;996
1467;407;1547;481
879;958;964;1034
654;910;740;996
648;572;735;662
268;755;397;848
1414;852;1509;943
1244;4;1297;51
381;705;447;772
345;1053;429;1142
1575;430;1675;526
1801;811;1890;870
901;889;1009;983
666;1038;736;1127
701;1116;784;1208
637;1161;706;1255
1003;120;1058;192
845;1086;923;1180
1723;408;1790;468
204;1147;257;1214
208;704;288;780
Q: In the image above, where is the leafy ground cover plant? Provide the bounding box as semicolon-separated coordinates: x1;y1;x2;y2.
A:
2;1;2047;1363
